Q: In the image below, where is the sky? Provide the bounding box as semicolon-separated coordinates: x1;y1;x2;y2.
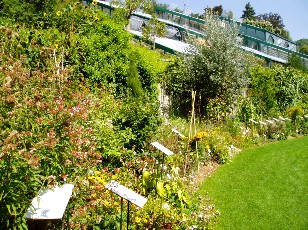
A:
157;0;308;41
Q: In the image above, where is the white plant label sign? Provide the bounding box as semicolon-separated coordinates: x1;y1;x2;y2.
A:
24;184;74;219
105;181;147;208
151;142;174;156
171;128;185;138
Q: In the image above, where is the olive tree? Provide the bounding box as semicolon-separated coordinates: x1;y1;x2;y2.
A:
165;13;252;118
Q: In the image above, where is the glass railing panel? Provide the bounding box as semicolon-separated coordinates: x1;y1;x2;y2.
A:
256;30;265;41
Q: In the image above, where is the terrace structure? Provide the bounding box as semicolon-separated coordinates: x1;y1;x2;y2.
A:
83;0;308;68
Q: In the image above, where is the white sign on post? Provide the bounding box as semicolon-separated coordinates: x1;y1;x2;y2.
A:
24;184;74;219
105;181;147;208
249;119;259;124
151;142;174;156
171;128;185;138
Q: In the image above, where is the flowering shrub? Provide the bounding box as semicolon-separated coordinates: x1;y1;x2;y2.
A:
0;55;105;228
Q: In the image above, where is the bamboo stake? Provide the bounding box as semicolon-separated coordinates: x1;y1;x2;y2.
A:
185;90;196;175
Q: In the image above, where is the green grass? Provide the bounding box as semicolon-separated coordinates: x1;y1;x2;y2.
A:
195;136;308;230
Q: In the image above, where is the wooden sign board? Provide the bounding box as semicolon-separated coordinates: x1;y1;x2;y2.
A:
151;142;174;156
24;184;74;219
105;181;147;208
171;128;185;138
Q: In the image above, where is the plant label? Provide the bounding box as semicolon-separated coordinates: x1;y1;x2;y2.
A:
24;184;74;219
171;128;185;138
151;142;174;156
105;181;147;208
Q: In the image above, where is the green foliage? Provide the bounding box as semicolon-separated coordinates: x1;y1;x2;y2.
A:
127;53;144;97
287;106;304;121
205;5;223;16
165;13;251;118
141;16;167;48
236;64;308;137
0;57;103;228
114;97;162;150
287;53;307;72
299;45;308;55
0;0;60;24
244;65;308;118
257;12;285;29
249;65;278;116
296;38;308;47
0;6;166;228
296;38;308;55
111;0;154;21
241;2;256;20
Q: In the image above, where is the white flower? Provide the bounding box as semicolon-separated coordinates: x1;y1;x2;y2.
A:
162;203;170;210
160;164;167;171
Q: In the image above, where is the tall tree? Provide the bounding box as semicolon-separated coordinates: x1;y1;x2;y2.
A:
212;5;223;16
257;12;285;29
165;13;251;117
111;0;154;21
204;5;223;16
242;2;256;20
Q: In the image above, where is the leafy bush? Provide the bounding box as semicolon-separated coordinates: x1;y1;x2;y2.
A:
0;56;103;228
114;97;162;150
242;65;308;119
164;13;251;118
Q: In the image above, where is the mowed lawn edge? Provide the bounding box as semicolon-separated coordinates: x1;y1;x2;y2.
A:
195;136;308;230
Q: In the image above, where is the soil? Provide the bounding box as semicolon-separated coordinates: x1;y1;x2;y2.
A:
188;160;219;193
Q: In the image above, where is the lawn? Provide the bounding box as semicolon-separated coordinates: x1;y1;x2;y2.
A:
195;136;308;230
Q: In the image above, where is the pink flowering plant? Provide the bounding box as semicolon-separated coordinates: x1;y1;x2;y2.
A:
0;55;111;228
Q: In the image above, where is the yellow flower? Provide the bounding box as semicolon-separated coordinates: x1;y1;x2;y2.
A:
103;200;111;207
94;15;100;22
182;213;187;222
135;217;141;223
195;131;207;140
97;177;107;185
111;174;118;179
91;193;97;198
142;218;148;223
56;11;62;17
92;0;97;6
55;44;58;49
